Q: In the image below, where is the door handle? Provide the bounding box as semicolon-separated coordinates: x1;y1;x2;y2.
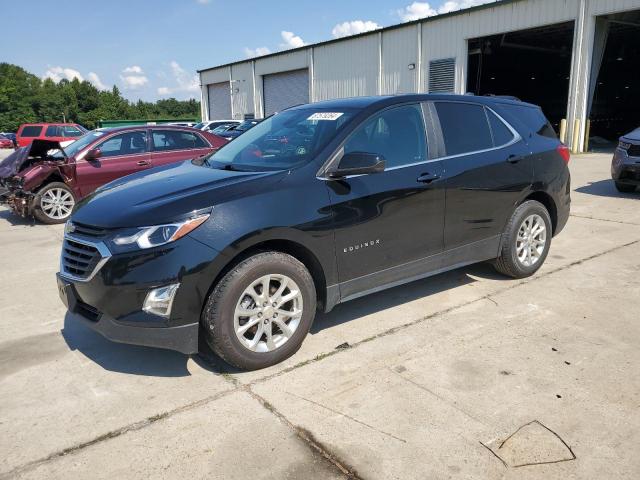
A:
137;160;151;166
507;154;524;164
417;173;441;184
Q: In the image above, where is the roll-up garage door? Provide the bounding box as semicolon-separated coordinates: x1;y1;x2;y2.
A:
263;69;309;117
208;82;232;120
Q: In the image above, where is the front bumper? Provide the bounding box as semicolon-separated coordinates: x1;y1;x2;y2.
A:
58;234;228;354
612;148;640;185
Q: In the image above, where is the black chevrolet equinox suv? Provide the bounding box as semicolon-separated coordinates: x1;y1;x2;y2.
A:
57;94;571;370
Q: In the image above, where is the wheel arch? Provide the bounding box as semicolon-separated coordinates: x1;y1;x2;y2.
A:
205;236;329;314
521;190;558;235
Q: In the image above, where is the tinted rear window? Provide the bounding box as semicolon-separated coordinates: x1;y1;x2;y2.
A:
505;105;556;139
435;102;493;156
45;125;60;137
20;126;43;137
486;109;514;146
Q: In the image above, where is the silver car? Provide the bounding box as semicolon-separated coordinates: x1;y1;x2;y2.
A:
612;128;640;193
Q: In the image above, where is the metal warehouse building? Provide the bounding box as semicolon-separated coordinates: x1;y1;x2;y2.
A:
198;0;640;153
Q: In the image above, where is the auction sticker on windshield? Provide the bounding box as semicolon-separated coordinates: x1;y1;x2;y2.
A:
307;112;344;121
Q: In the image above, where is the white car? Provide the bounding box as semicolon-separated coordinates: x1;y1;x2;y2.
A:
193;120;240;132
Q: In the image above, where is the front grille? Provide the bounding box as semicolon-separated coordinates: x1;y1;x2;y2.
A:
71;222;107;238
61;238;103;280
627;144;640;158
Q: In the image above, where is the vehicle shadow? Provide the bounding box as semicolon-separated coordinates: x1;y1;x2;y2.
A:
61;262;507;377
575;179;638;198
0;208;38;226
61;313;192;377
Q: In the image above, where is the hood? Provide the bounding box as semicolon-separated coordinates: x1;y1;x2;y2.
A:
622;128;640;143
0;140;64;179
72;160;285;228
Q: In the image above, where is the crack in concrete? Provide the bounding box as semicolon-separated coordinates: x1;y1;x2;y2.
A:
0;388;236;479
6;238;638;477
286;390;407;444
241;385;364;479
250;238;640;387
570;213;640;226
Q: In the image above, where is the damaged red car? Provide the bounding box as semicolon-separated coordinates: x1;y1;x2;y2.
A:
0;126;228;224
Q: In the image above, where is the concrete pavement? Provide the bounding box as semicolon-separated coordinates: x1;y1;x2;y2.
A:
0;152;638;479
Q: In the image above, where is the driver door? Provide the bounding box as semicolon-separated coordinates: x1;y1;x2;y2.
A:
326;103;446;300
75;130;151;197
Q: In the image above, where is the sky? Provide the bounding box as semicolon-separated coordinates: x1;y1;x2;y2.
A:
0;0;497;102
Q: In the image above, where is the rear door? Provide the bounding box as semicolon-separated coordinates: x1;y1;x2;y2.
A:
433;101;533;251
75;129;151;197
327;103;446;300
150;129;213;168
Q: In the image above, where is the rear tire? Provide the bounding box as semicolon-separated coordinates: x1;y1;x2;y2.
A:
494;200;552;279
33;182;76;224
202;252;316;371
615;181;636;193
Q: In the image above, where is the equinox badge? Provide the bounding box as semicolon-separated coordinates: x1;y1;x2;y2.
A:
344;239;381;253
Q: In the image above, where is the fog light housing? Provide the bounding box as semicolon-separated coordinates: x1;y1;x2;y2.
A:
143;284;179;318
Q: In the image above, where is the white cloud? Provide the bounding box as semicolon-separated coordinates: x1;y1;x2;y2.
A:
157;61;200;97
122;65;144;74
397;0;496;22
87;72;107;90
243;46;271;58
43;66;84;83
331;20;381;38
120;66;149;89
280;31;305;49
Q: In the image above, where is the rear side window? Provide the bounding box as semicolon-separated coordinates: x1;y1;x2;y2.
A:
506;105;556;139
152;130;208;151
45;126;60;137
20;126;43;137
435;102;493;156
344;104;427;169
486;109;514;146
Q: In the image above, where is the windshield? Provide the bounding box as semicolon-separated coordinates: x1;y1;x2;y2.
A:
193;122;205;130
51;130;107;158
205;108;356;172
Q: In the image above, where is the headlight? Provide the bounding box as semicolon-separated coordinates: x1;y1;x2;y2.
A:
112;214;209;251
619;141;631;151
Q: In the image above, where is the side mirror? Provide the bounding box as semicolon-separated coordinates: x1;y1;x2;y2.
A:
327;152;385;179
85;148;102;161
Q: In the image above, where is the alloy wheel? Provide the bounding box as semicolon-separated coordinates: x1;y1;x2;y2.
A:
40;188;75;220
233;274;303;353
516;214;547;267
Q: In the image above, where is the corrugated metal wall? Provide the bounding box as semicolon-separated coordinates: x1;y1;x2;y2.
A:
199;0;640;150
313;34;379;100
380;25;419;94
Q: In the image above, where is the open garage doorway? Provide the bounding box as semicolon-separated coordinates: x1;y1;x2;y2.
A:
588;10;640;149
467;22;575;133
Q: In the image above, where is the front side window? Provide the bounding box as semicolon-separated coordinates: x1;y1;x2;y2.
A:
21;126;43;137
206;108;357;172
62;126;83;137
152;130;208;151
435;102;493;156
344;104;427;169
97;131;148;158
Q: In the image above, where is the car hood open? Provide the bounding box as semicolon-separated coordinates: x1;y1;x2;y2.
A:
72;160;286;228
0;140;64;179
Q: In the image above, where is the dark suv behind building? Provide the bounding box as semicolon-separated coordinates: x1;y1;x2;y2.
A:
56;94;571;370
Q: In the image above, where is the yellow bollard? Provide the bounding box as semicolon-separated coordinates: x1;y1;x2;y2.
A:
559;119;567;144
572;119;581;154
583;119;591;153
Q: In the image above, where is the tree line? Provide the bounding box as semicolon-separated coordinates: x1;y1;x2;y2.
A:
0;63;201;132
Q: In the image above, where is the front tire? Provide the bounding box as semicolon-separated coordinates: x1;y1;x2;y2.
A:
494;200;552;279
202;252;317;370
33;182;76;224
615;181;636;193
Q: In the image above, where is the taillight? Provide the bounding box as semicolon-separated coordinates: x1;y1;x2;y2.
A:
557;144;570;164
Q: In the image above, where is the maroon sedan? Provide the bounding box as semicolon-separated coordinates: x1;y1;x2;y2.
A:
0;126;227;224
